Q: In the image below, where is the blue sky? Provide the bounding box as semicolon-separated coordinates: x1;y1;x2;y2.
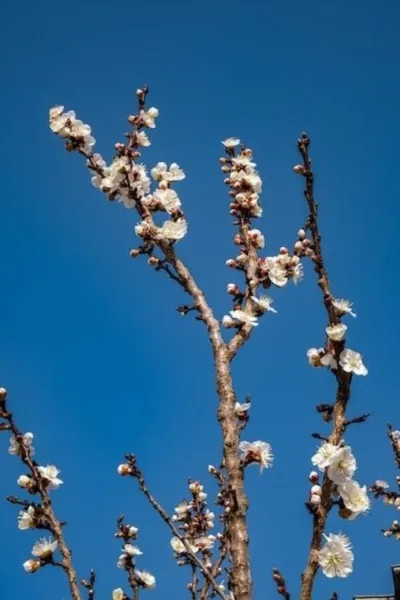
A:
1;0;399;598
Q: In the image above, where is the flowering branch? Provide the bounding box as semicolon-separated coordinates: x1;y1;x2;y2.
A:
388;424;400;469
49;90;264;599
294;135;369;599
118;455;228;599
0;387;82;600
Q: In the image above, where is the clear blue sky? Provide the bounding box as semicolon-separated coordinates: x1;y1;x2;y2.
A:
1;1;399;598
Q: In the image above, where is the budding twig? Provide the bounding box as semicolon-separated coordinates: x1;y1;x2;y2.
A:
81;570;96;600
0;389;82;600
122;454;228;600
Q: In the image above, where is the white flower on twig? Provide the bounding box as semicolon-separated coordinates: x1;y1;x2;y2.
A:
18;506;36;530
136;570;156;588
140;107;159;128
332;298;356;318
327;447;357;485
38;465;63;490
318;533;354;578
338;481;370;518
235;401;251;418
230;310;258;327
32;537;58;558
339;349;368;376
9;432;35;456
326;323;347;342
222;138;241;148
239;440;273;472
251;295;277;314
159;218;187;241
123;544;143;556
112;588;124;600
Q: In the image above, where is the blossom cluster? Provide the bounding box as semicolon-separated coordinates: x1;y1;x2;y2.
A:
114;520;156;595
170;480;217;562
309;441;369;578
49;91;188;246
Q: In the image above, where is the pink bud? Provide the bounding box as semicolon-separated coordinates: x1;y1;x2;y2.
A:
293;164;306;174
308;471;319;482
136;88;144;98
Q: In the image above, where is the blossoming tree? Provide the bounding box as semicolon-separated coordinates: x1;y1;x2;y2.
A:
1;86;398;600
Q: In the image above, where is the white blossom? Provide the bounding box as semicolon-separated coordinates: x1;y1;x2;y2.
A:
112;588;124;600
312;443;341;470
152;188;181;213
128;525;139;537
38;465;63;490
170;537;198;554
320;351;338;369
230;310;258;327
338;481;370;517
222;137;241;148
32;537;58;558
310;494;321;505
318;533;354;578
327;446;357;485
326;323;347;342
135;131;151;147
311;485;322;496
248;228;265;249
339;349;368;376
222;315;236;328
174;501;192;518
123;544;143;556
8;432;34;456
18;506;36;530
159;218;187;241
23;559;41;573
291;262;304;284
135;570;156;588
235;401;251;417
332;298;356;318
141;107;159;128
251;295;277;314
265;258;288;287
239;440;273;472
195;535;216;551
17;475;31;488
151;162;185;182
307;347;324;367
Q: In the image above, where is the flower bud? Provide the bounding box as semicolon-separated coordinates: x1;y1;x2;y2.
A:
130;249;140;258
302;238;312;247
297;228;306;239
225;259;236;268
224;178;231;185
115;142;125;152
17;475;31;488
279;246;289;254
23;559;41;573
0;387;7;403
294;240;303;252
208;465;217;474
148;256;159;266
308;471;319;482
293;164;306;174
311;484;322;495
128;526;139;537
117;464;132;476
309;493;321;506
227;283;239;296
136;88;145;98
221;165;230;173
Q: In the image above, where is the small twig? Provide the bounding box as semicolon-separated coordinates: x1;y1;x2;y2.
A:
311;433;329;442
272;568;291;600
123;454;228;600
344;412;373;428
81;570;96;600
